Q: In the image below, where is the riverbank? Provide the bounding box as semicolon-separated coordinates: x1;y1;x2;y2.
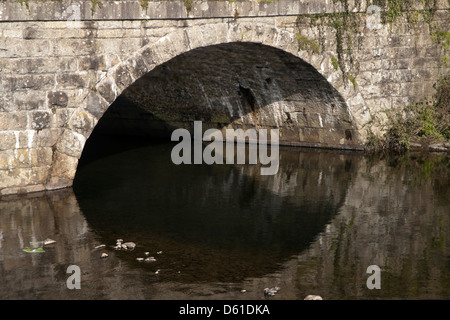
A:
365;75;449;154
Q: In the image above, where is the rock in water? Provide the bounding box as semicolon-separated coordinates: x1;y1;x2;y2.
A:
44;238;56;245
304;295;323;300
123;242;136;250
264;287;280;296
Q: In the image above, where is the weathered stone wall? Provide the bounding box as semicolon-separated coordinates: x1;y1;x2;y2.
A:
0;0;448;196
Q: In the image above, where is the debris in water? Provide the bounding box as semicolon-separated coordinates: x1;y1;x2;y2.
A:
264;287;280;296
114;239;123;249
43;238;56;245
145;257;156;262
241;289;247;293
23;247;45;253
156;251;163;255
29;238;56;247
29;241;43;247
155;269;160;274
136;257;144;262
123;242;136;250
112;240;136;250
101;253;109;258
95;244;106;249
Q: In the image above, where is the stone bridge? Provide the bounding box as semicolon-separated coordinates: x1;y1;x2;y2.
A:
0;0;448;196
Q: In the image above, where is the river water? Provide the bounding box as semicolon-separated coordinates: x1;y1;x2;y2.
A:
0;136;448;300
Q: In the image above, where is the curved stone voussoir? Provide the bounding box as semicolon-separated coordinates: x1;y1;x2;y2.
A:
67;109;98;139
96;77;119;105
55;129;86;159
86;91;110;120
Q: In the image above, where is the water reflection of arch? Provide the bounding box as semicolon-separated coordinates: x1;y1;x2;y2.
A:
72;144;357;282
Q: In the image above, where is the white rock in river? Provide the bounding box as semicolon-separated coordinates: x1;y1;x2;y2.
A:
44;238;56;245
264;287;280;296
304;295;323;300
123;242;136;250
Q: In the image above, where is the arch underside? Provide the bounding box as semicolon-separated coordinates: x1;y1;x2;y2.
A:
97;43;360;149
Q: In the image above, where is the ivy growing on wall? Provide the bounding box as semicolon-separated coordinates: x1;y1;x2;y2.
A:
296;0;448;88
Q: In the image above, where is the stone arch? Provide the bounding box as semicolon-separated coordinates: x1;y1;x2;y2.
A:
46;20;364;190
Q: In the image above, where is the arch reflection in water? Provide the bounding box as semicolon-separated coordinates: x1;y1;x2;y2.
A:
73;140;351;283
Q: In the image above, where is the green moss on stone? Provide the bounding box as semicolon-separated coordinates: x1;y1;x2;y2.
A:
348;74;357;88
331;55;339;70
295;33;320;54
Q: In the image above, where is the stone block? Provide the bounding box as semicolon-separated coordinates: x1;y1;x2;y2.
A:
113;65;134;91
98;37;143;56
96;78;117;104
47;91;69;108
399;82;424;98
0;149;14;170
30;147;53;167
13;90;46;111
56;129;86;158
34;128;62;148
3;74;55;91
3;39;50;58
0;168;25;189
380;82;400;97
0;113;28;131
21;25;41;40
125;55;151;81
0;95;14;113
56;73;88;89
78;55;107;71
11;57;78;74
46;151;78;190
68;109;97;137
86;91;109;119
0;147;50;170
0;132;16;151
30;111;52;130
